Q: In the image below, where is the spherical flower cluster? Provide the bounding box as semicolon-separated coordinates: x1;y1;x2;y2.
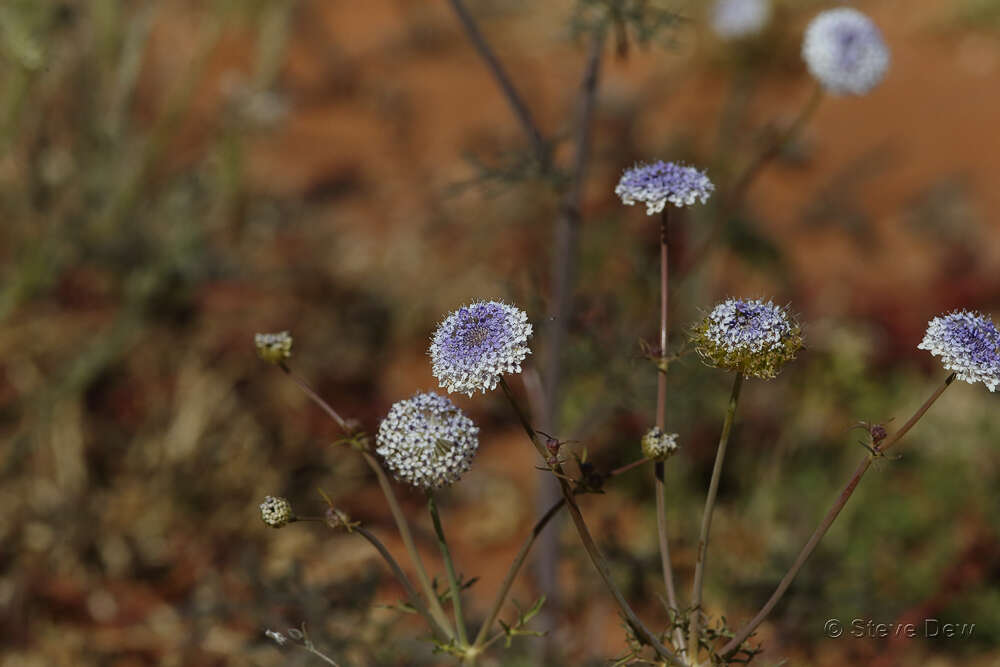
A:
430;301;532;396
375;392;480;490
917;310;1000;392
692;298;803;379
615;161;715;215
255;331;292;364
641;427;680;461
802;8;890;95
260;495;294;528
711;0;771;40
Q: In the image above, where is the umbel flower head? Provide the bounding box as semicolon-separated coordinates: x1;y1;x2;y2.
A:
376;392;480;490
430;300;532;396
260;495;294;528
917;310;1000;392
802;8;890;95
615;161;714;215
711;0;771;40
692;298;803;379
255;331;292;364
642;427;679;462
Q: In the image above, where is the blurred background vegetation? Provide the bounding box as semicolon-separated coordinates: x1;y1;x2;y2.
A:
2;0;999;665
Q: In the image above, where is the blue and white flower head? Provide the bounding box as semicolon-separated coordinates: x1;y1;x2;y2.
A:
375;392;480;490
917;311;1000;392
430;300;532;396
711;0;771;40
615;161;714;215
802;8;890;95
692;298;803;379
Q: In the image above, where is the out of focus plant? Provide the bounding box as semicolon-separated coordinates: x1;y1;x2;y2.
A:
254;4;998;666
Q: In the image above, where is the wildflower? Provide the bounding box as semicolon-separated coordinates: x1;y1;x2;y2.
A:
615;161;714;215
375;392;480;490
642;427;680;461
430;301;532;396
255;331;292;364
802;8;890;95
692;298;803;379
711;0;771;39
917;310;1000;391
260;495;295;528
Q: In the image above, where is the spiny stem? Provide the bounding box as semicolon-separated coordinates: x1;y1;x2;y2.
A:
720;373;955;657
354;526;450;641
275;363;455;639
689;371;744;660
472;498;566;648
428;493;469;647
499;378;685;667
654;208;681;638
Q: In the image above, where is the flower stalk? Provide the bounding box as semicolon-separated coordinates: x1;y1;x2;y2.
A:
428;493;470;648
720;372;955;657
688;371;744;660
499;378;685;667
654;208;682;651
275;362;456;639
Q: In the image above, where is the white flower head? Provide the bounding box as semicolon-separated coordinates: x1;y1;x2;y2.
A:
260;496;294;528
642;427;680;461
615;161;714;216
917;310;1000;391
711;0;772;39
430;301;532;396
376;392;480;490
802;8;890;95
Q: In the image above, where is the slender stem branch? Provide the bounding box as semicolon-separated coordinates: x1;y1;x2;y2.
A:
720;373;955;657
355;526;450;641
609;457;652;478
533;28;606;633
445;0;548;166
362;452;456;639
429;493;469;647
727;83;824;207
499;378;685;667
275;363;455;639
296;644;341;666
680;84;824;277
688;372;744;659
279;362;348;431
654;208;681;638
472;498;567;648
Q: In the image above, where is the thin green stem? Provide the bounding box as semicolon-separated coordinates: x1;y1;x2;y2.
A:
429;493;469;647
362;452;456;640
355;526;450;641
472;498;566;648
275;363;455;639
689;371;744;660
499;377;685;667
720;373;955;657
